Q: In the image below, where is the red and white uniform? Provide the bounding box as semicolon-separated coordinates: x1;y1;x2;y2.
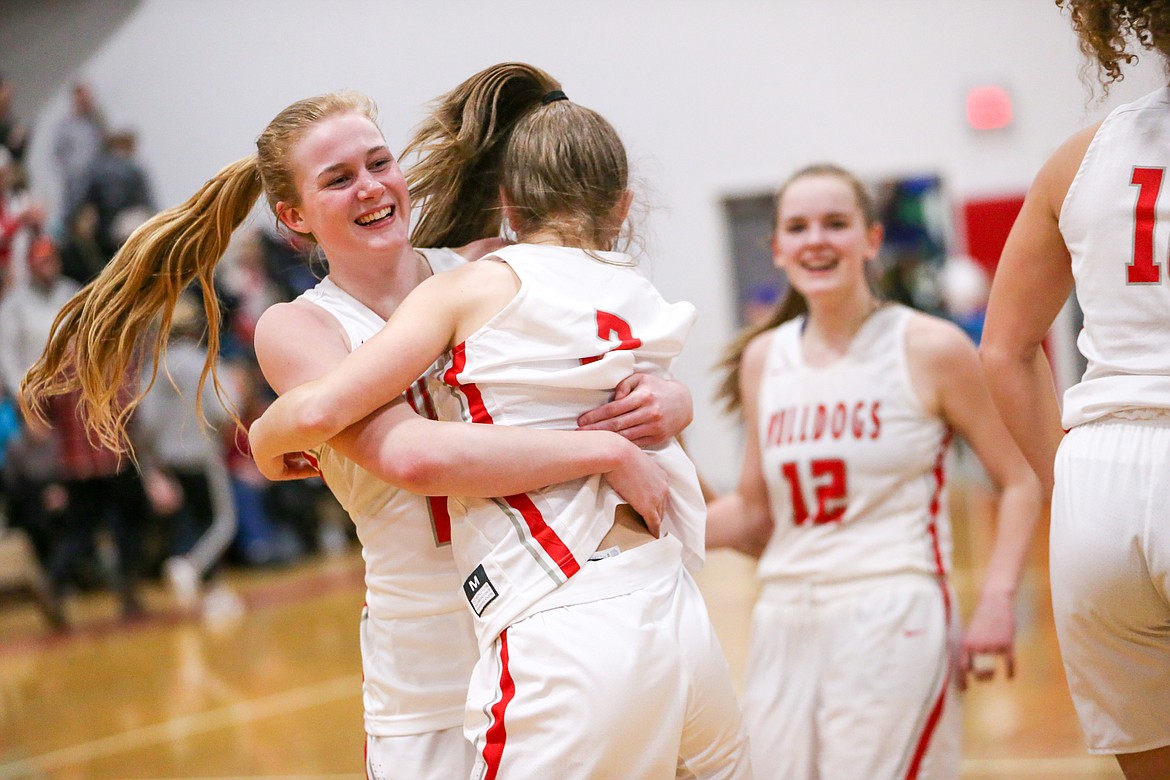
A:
744;304;959;779
1052;85;1170;754
299;248;478;780
431;244;749;779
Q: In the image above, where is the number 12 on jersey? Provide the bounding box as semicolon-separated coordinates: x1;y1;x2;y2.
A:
779;458;848;525
1129;166;1166;284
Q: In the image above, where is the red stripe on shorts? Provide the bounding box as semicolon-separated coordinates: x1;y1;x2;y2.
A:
904;678;948;779
904;574;954;779
482;629;515;779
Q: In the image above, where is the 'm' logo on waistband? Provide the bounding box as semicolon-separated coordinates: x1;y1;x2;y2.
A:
463;564;498;617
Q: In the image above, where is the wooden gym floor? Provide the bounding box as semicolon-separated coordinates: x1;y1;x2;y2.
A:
0;480;1123;779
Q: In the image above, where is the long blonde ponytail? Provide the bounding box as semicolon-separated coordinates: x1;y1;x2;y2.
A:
21;156;262;452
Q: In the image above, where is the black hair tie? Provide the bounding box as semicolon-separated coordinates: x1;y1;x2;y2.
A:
542;90;569;104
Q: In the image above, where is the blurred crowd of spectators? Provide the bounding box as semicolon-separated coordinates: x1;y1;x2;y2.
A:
0;75;348;631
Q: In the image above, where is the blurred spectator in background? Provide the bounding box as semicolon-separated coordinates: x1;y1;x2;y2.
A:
58;203;105;284
53;83;106;228
216;228;282;360
0;146;46;292
0;236;80;398
223;363;308;567
0;74;31;176
0;237;81;626
44;383;152;621
133;292;243;623
77;129;155;264
0;236;150;620
257;223;320;301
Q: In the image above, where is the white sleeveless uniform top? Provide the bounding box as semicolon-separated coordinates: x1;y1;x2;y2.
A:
297;248;479;737
428;243;705;649
755;305;953;583
1061;86;1170;429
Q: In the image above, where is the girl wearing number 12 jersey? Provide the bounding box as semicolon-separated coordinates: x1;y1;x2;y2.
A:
982;2;1170;775
708;164;1040;779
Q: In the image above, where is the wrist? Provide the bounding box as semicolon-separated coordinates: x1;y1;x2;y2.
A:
602;432;639;473
978;581;1018;602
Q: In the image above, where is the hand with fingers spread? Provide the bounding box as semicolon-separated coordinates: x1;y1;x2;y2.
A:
577;373;692;447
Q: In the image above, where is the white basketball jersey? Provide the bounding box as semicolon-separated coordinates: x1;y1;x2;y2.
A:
755;305;953;582
427;243;705;649
1061;87;1170;429
297;248;479;737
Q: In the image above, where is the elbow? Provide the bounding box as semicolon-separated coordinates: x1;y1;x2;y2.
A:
369;444;449;494
740;520;772;558
296;395;349;444
977;341;1006;373
979;335;1039;374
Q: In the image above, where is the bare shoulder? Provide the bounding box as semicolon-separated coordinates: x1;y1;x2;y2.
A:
904;309;979;414
253;299;351;391
904;308;976;369
421;253;520;299
254;299;340;350
742;328;776;371
1034;121;1102;211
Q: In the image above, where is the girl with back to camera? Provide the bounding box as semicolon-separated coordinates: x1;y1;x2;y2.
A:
981;2;1170;777
248;63;752;779
707;163;1041;779
22;88;693;780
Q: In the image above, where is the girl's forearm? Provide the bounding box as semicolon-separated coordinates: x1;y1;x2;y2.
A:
357;417;637;497
250;382;345;460
978;478;1042;600
982;346;1064;497
706;492;770;557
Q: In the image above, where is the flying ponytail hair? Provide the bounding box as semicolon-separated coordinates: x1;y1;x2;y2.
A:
405;62;561;248
405;61;630;251
21;89;379;453
21;156;262;452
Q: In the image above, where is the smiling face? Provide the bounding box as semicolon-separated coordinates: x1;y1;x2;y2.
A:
276;112;410;266
771;172;883;300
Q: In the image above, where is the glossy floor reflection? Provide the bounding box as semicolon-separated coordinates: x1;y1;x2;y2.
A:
0;481;1122;779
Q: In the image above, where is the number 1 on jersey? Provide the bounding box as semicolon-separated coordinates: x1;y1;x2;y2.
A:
1129;166;1165;284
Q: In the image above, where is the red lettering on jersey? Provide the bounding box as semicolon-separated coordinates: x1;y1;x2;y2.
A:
811;458;847;523
851;402;866;439
812;404;828;440
781;458;848;525
1129;167;1164;284
765;400;886;448
830;403;847;439
767;412;783;447
781;461;810;525
581;310;642;364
